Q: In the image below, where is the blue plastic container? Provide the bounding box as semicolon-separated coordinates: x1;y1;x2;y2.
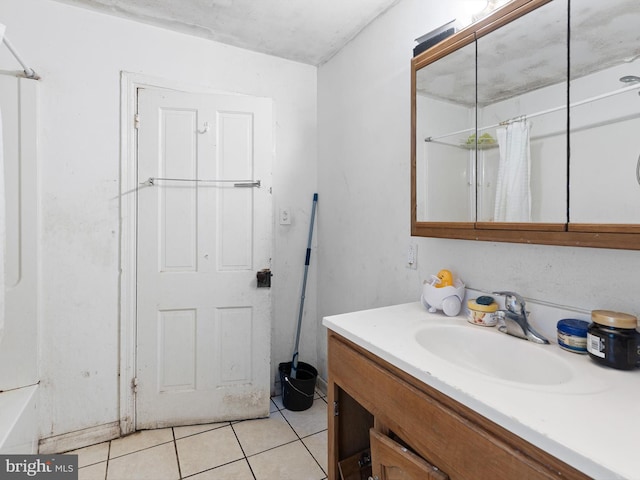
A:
557;318;589;354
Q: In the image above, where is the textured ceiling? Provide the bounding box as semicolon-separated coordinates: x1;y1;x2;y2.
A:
417;0;640;107
49;0;401;65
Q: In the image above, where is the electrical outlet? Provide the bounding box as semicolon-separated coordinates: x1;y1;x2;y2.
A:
279;207;291;225
407;244;418;269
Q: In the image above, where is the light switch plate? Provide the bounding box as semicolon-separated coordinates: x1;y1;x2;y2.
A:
279;208;291;225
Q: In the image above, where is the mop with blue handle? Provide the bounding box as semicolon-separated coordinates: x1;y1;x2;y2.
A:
290;193;318;379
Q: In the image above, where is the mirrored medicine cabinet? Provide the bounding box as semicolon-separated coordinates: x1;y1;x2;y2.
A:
411;0;640;249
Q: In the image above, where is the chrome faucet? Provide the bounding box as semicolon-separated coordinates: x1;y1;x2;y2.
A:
492;291;549;344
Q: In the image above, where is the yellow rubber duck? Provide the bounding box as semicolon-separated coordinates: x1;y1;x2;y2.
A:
435;269;453;288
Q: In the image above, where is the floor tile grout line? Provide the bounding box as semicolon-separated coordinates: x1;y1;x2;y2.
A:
104;439;111;480
179;458;251;480
277;399;328;440
244;438;299;459
73;397;328;479
277;403;328;475
240;436;327;479
243;457;256;480
74;458;108;471
173;422;231;441
108;438;175;460
229;422;248;458
229;404;326;459
172;427;183;480
277;398;325;442
299;436;328;476
298;428;328;441
229;421;258;480
62;443;111;471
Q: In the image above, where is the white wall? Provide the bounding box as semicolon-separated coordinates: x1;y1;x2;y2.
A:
0;0;317;444
316;0;640;379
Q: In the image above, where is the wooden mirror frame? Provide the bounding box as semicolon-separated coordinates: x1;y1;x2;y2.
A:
411;0;640;250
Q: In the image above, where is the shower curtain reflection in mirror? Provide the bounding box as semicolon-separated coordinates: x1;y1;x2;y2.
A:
493;119;532;222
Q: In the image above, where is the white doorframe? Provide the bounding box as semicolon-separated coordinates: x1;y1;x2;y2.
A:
118;72;273;435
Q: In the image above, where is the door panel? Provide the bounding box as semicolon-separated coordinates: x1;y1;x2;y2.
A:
136;87;272;429
217;112;254;270
160;109;198;272
158;309;197;392
216;307;253;385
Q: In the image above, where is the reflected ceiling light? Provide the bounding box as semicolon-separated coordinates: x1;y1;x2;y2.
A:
458;0;511;27
456;1;488;27
460;0;489;16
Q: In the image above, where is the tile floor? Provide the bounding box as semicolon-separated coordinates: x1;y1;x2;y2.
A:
66;391;328;480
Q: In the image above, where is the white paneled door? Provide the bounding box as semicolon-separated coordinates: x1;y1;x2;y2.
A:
135;87;272;429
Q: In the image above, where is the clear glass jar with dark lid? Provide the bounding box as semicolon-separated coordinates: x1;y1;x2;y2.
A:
587;310;640;370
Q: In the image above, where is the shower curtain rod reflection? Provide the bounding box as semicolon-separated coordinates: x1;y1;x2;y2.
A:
140;177;261;188
427;109;640;150
425;82;640;143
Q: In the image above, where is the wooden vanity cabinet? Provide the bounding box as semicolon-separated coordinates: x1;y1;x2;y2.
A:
327;331;591;480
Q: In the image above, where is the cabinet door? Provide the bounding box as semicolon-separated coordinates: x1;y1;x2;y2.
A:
370;429;448;480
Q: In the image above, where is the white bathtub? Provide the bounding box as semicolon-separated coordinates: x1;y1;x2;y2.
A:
0;384;38;453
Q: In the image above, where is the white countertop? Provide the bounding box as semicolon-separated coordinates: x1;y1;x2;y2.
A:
323;302;640;480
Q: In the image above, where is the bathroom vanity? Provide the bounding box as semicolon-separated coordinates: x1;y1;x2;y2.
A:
324;303;640;480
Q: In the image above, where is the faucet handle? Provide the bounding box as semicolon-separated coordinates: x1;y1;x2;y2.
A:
492;291;526;315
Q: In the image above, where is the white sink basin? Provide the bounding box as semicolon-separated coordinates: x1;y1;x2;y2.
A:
414;324;573;386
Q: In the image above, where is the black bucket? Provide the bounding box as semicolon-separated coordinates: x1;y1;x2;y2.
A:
278;361;317;411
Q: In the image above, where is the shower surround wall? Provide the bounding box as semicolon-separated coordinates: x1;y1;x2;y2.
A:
0;76;38;393
0;75;39;454
0;0;317;451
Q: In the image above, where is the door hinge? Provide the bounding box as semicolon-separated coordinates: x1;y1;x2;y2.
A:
134;113;140;129
131;377;138;393
333;400;339;417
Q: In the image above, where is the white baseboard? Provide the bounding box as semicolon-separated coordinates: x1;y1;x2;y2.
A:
38;421;120;454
